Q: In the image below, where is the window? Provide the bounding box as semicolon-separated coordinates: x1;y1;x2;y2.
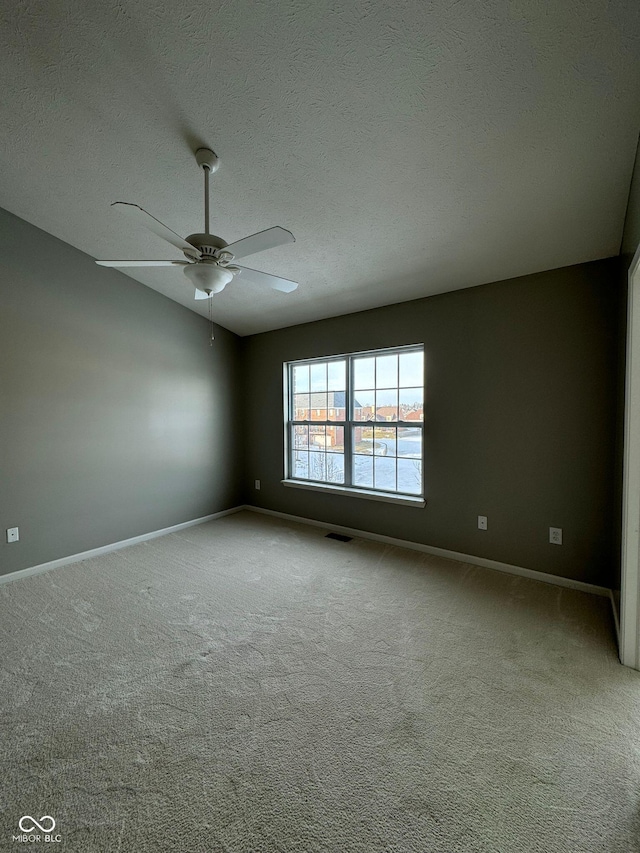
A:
286;345;424;500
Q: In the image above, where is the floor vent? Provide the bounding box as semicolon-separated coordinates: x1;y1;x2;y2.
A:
325;532;352;542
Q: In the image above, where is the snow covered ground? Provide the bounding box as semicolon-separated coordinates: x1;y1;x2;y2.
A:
293;430;422;495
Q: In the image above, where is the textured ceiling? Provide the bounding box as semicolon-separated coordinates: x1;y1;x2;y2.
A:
0;0;639;336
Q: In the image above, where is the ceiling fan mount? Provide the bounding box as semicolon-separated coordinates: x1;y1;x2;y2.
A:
96;147;298;300
194;147;220;174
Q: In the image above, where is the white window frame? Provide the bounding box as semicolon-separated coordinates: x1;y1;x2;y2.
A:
283;345;425;506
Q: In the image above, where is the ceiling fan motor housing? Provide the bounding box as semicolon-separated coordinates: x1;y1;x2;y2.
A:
185;232;228;259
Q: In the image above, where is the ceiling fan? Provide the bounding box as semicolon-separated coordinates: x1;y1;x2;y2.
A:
95;148;298;300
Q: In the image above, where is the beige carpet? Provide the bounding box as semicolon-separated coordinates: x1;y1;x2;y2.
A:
1;510;640;852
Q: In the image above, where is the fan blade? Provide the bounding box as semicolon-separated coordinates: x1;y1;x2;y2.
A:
225;226;294;260
111;202;202;258
96;260;190;267
194;289;212;300
236;265;298;293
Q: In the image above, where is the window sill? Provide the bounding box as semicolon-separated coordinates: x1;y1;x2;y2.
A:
281;479;426;507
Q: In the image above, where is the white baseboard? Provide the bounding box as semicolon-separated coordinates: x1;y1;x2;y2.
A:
244;505;611;598
2;502;614;606
0;506;244;587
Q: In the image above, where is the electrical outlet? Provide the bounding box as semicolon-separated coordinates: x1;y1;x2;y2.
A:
6;527;19;543
478;515;487;530
549;527;562;545
254;480;261;490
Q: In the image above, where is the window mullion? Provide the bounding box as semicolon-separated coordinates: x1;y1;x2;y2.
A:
344;356;353;487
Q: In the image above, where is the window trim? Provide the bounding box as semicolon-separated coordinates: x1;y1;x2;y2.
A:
284;345;425;502
281;478;425;506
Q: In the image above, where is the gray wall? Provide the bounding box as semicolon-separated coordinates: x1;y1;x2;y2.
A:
242;259;622;587
0;207;242;577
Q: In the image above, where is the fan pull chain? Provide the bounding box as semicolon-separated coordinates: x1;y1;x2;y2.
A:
209;296;215;345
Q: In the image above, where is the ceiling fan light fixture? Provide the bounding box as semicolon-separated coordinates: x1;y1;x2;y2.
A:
183;262;234;295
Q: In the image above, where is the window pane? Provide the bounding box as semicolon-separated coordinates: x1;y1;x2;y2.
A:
293;451;309;479
327;360;346;391
376;354;398;389
309;392;328;419
353;454;373;487
397;458;422;494
310;362;327;392
373;426;394;456
325;453;345;484
399;387;423;421
327;391;346;421
397;427;422;458
374;456;396;491
399;351;423;388
293;364;309;393
353;356;375;390
293;393;310;420
293;424;309;450
309;450;326;481
326;426;344;452
309;424;326;448
354;425;374;454
375;389;398;421
353;389;374;421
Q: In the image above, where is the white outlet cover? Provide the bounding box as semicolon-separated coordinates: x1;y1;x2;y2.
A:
255;480;261;490
6;527;19;543
478;516;488;530
549;527;563;545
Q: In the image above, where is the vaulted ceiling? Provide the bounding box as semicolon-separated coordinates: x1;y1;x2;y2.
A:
1;0;639;335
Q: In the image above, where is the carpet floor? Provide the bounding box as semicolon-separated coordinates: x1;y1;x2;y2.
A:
1;510;640;852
